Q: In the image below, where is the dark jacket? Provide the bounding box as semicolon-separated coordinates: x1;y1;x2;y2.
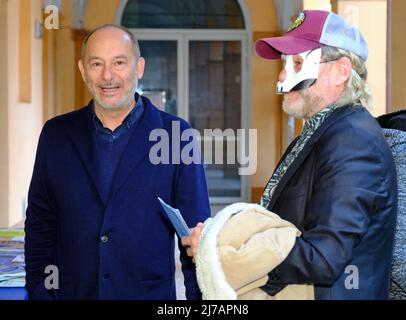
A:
262;104;397;299
24;96;211;300
377;109;406;300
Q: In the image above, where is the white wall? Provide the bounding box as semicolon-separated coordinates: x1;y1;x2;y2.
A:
338;0;387;116
303;0;332;11
4;0;44;227
0;0;10;227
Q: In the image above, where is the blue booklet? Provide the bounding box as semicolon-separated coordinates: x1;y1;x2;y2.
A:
158;197;192;238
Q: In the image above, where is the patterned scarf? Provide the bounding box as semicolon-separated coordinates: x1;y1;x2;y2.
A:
260;104;338;208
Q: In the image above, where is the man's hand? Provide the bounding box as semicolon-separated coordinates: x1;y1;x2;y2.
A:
181;222;204;263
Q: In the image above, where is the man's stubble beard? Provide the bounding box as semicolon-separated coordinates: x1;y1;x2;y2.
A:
282;89;324;120
85;76;138;111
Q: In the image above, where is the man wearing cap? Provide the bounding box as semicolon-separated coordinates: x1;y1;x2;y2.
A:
183;10;397;300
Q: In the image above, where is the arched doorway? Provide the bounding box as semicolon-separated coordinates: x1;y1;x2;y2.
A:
117;0;252;204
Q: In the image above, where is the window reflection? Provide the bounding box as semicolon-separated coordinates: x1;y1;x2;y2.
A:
189;41;242;198
138;41;177;115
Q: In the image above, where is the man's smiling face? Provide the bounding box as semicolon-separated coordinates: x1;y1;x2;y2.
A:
79;27;144;111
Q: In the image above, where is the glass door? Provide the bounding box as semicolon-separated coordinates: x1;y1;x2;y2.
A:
133;32;249;203
188;40;242;200
137;40;178;115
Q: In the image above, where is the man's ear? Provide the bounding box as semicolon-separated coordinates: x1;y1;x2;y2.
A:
78;60;86;82
137;57;146;79
335;56;352;86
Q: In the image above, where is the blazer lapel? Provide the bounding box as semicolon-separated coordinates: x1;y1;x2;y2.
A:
68;105;105;206
109;98;163;200
268;105;357;210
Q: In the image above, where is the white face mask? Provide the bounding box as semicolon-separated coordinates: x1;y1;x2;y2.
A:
277;48;322;94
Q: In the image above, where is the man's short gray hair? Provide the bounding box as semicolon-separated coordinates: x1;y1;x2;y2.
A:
322;46;372;110
81;24;141;61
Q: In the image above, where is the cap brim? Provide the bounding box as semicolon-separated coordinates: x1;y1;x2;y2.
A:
255;36;322;60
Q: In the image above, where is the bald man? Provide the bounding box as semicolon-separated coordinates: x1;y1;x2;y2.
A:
25;25;210;300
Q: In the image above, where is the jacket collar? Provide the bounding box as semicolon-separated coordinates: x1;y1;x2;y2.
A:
376;109;406;132
92;92;144;139
67;96;163;206
267;104;361;210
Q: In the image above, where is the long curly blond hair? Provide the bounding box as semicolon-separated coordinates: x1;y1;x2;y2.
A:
322;46;372;110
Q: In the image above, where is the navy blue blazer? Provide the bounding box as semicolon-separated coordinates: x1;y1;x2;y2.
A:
24;96;211;300
262;104;398;299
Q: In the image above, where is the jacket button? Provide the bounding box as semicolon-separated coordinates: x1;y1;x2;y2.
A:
101;235;109;243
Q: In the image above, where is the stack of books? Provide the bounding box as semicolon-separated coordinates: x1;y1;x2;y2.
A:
0;230;25;287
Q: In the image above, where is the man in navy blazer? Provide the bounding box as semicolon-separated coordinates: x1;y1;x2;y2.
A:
24;25;210;300
184;11;397;299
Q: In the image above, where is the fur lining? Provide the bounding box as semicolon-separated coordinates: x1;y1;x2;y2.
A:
195;203;266;300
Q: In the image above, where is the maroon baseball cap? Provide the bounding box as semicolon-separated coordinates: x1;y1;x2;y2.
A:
255;10;368;61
